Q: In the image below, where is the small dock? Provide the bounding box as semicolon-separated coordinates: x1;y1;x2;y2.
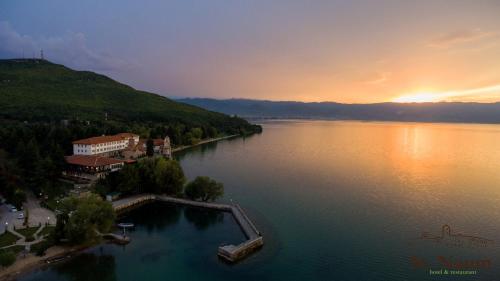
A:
95;228;131;245
102;233;130;244
112;194;263;262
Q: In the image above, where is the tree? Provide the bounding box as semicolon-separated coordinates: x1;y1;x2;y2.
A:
20;138;40;186
207;127;218;138
24;208;29;226
167;125;182;146
146;139;154;157
0;251;16;267
10;188;26;209
56;194;116;244
102;158;186;196
117;164;140;194
33;156;58;191
184;176;224;202
190;128;203;139
153;158;185;195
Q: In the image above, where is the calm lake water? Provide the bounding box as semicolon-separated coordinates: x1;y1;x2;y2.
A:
18;120;500;280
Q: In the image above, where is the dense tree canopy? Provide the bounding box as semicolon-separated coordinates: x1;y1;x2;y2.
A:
185;176;224;202
98;157;186;196
0;59;261;206
0;150;26;208
0;59;261;137
54;194;116;244
0;119;228;206
146;139;155;157
0;250;16;267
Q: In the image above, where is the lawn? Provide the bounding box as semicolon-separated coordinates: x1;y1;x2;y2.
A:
0;231;20;248
16;226;41;239
1;245;26;255
39;226;55;237
30;239;55;256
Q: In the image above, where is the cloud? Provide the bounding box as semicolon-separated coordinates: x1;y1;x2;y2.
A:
393;83;500;102
444;84;500;101
0;21;128;71
428;28;493;48
364;71;391;85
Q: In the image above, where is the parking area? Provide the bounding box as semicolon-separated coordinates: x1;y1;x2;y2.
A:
0;194;56;233
0;204;19;233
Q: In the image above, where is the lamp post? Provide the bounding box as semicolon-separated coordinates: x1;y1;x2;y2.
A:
5;221;8;233
47;217;50;226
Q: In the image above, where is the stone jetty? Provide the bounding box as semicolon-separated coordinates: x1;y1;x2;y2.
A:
112;194;263;262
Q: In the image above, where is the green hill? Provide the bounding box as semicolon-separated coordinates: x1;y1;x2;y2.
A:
0;59;259;135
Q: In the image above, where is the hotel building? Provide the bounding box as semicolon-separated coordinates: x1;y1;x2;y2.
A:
73;133;139;156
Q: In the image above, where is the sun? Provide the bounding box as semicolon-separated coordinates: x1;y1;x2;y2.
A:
392;92;440;103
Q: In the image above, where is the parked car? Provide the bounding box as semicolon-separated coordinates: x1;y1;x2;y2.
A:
17;213;24;219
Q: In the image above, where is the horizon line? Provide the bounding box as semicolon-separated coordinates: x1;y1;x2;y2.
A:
173;97;500;105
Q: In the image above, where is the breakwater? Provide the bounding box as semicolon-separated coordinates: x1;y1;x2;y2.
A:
172;135;239;153
112;194;263;262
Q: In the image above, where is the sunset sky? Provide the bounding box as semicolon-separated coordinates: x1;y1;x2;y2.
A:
1;0;500;103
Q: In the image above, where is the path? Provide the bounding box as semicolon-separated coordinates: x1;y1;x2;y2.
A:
0;225;49;251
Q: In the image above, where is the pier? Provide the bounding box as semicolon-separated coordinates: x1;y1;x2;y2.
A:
171;134;239;153
112;194;263;262
100;232;131;244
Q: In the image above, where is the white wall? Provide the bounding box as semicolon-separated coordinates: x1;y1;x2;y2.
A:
73;140;128;155
73;135;139;155
73;144;92;155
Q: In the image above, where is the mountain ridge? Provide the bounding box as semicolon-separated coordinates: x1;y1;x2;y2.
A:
0;59;260;135
177;97;500;124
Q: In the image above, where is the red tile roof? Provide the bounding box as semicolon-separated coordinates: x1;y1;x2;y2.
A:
137;139;164;147
72;135;124;145
72;133;138;145
65;155;125;167
153;139;164;146
115;133;139;138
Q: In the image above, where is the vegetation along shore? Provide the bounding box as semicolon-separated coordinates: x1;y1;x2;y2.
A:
0;59;262;275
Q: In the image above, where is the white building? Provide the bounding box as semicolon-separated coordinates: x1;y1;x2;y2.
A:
73;133;140;156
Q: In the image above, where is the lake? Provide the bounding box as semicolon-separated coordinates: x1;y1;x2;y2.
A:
17;120;500;280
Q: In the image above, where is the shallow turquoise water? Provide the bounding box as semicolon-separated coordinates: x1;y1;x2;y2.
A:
18;120;500;280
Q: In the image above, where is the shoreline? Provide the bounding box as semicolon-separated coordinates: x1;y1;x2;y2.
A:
246;117;500;127
0;245;87;281
172;134;239;153
0;134;245;280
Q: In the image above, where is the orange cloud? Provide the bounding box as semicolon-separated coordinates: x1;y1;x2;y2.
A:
428;28;493;48
365;72;391;85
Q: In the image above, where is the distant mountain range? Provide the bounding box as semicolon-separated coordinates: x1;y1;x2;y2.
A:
177;98;500;124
